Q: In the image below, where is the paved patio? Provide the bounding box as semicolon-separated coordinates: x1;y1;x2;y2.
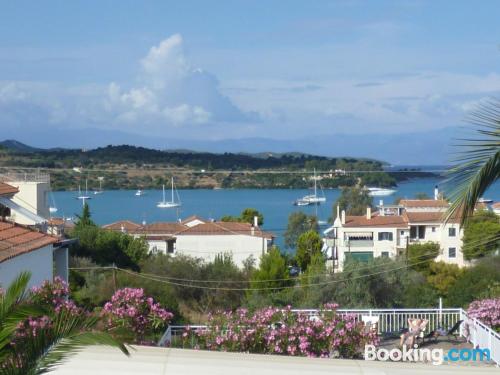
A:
53;346;498;375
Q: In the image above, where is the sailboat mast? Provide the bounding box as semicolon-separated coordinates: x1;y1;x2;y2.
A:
313;168;317;196
171;177;174;203
162;184;166;203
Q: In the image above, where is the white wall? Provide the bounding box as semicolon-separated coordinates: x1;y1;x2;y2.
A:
174;235;268;267
9;181;50;225
0;246;53;289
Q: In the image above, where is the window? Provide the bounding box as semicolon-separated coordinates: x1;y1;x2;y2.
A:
448;247;456;258
432;227;436;232
381;251;389;258
400;230;405;236
410;226;425;239
448;227;456;237
378;232;393;241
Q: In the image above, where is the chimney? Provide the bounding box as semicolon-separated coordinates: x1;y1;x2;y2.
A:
253;216;259;227
142;220;146;226
434;185;439;200
333;205;342;227
120;225;125;233
341;210;346;225
366;207;372;220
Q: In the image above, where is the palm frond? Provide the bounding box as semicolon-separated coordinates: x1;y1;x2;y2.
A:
0;272;31;319
2;309;128;375
0;305;47;352
444;98;500;226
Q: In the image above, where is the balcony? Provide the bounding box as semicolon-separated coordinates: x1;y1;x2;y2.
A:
348;240;374;247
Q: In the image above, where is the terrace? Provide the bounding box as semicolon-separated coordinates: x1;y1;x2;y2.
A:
160;308;500;367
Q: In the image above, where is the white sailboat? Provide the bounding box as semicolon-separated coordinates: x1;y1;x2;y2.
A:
366;187;397;197
93;177;104;195
294;169;326;206
76;180;91;200
157;178;181;208
49;190;58;214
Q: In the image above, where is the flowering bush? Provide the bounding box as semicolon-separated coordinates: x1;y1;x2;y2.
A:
467;298;500;332
102;287;173;344
182;303;378;358
30;276;80;314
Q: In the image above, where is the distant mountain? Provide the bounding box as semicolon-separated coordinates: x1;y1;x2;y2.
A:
0;125;462;164
0;139;42;152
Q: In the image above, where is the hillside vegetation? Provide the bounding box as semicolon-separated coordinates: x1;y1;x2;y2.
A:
0;142;432;190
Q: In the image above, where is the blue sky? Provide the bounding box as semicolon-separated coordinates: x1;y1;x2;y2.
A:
1;1;499;162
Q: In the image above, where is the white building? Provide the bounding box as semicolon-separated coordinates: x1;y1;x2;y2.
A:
0;171;51;225
103;216;274;267
0;181;70;288
0;219;70;289
324;195;466;272
492;202;500;216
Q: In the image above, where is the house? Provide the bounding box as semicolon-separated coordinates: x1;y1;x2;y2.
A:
323;191;466;272
103;216;274;267
0;172;51;225
0;221;69;288
493;202;500;216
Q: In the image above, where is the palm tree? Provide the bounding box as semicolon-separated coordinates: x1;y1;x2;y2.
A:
446;98;500;225
0;273;129;375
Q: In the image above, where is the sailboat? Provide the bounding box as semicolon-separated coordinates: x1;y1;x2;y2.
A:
366;187;396;197
93;177;104;195
294;169;326;206
49;190;58;214
76;180;91;200
135;189;145;196
157;177;181;208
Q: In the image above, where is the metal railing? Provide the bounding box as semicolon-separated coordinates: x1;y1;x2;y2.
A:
0;170;50;183
159;308;500;365
461;309;500;366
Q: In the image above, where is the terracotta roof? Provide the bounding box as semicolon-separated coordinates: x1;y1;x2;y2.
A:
180;215;206;225
176;221;274;238
48;217;65;226
403;211;460;223
141;235;176;241
140;222;187;234
492;202;500;209
343;215;408;228
399;199;449;208
0;221;58;263
103;220;143;232
0;182;18;197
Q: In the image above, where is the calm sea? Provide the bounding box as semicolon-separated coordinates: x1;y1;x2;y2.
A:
52;177;500;249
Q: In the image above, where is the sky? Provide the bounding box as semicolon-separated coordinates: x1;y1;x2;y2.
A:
0;0;499;163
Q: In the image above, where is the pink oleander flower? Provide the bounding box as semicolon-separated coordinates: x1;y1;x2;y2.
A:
102;287;173;344
467;298;500;331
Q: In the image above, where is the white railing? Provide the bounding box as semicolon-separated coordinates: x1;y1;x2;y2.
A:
0;171;50;183
461;309;500;366
296;308;462;335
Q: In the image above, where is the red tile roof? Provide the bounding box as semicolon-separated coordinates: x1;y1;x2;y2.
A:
492;202;500;209
180;215;206;225
103;220;143;232
399;199;449;208
176;221;274;238
343;215;408;228
0;182;18;197
0;221;58;263
140;222;188;234
404;211;461;223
